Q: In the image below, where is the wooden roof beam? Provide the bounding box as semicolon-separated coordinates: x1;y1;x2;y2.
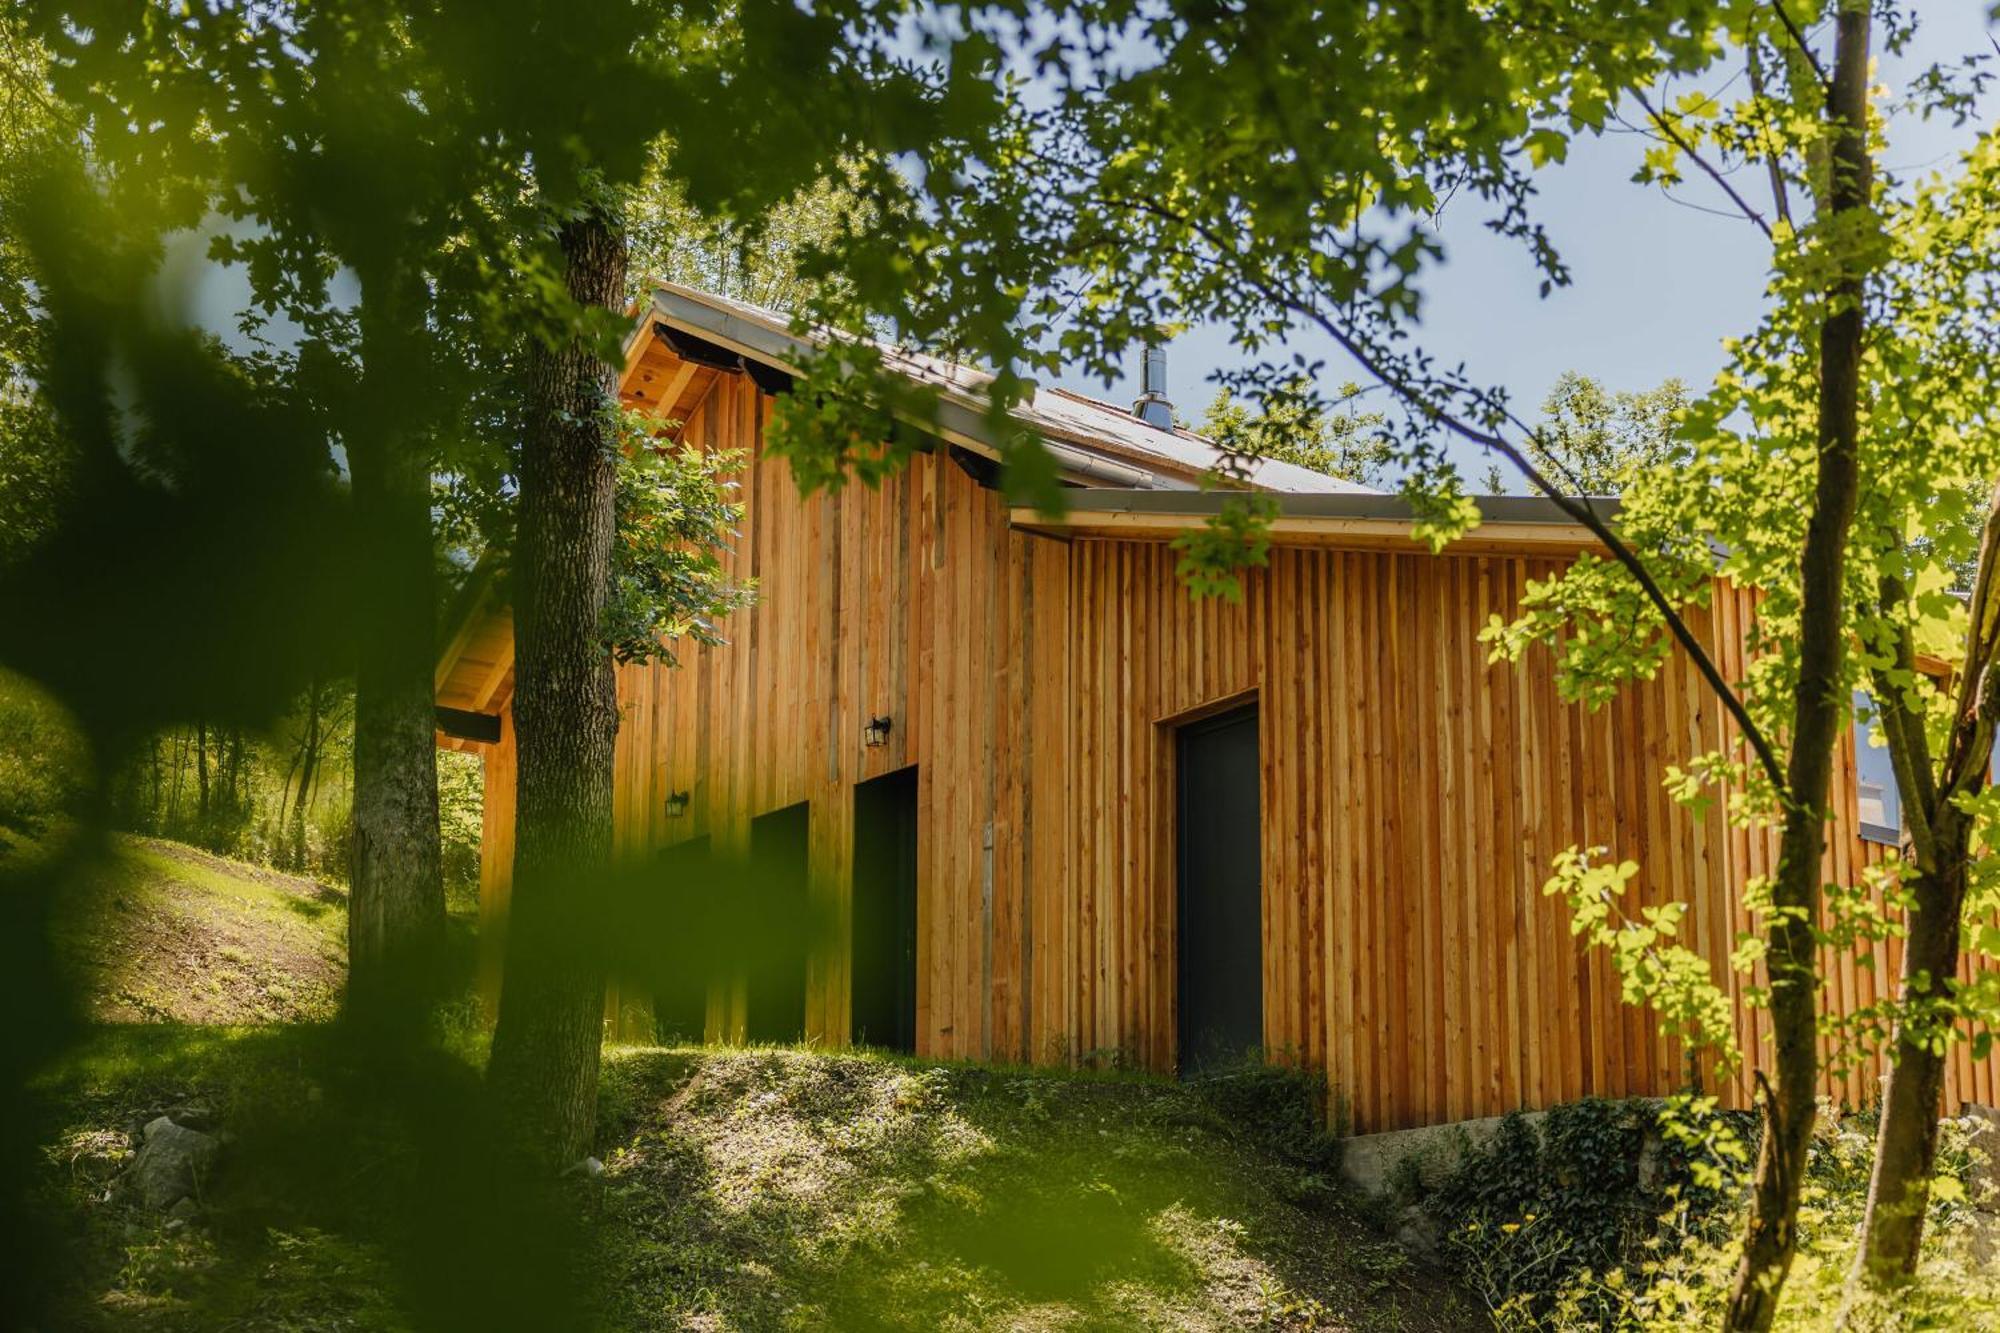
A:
436;706;502;744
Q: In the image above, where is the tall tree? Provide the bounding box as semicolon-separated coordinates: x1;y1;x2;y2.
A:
19;3;474;1026
1853;486;2000;1288
1723;14;1873;1324
1841;133;2000;1293
1530;372;1688;496
1475;5;2000;1313
483;191;627;1167
345;272;446;1026
1198;378;1391;487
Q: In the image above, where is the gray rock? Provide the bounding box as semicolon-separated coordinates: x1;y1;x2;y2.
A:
563;1155;606;1180
125;1116;220;1211
1971;1213;2000;1267
165;1196;201;1223
1339;1112;1545;1200
1637;1124;1667;1194
1962;1104;2000;1213
166;1101;220;1133
1394;1203;1441;1257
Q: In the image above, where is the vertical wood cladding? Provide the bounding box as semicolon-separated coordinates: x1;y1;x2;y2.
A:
473;365;2000;1134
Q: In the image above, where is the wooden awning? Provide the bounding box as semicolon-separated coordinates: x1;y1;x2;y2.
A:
434;571;513;751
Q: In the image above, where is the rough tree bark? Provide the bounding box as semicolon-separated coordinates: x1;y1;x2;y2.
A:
225;728;243;814
195;719;209;823
1856;840;1970;1275
1853;486;2000;1287
167;731;186;828
1724;6;1873;1328
484;196;627;1169
290;680;325;871
347;278;446;1028
1723;419;1852;1329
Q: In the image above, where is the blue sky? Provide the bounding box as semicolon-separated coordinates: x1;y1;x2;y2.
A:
172;4;1996;492
1055;5;2000;485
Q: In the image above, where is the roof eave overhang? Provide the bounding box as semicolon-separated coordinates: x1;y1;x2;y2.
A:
1008;492;1615;557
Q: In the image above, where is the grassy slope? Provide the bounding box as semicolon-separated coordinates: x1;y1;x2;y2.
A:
595;1049;1466;1331
30;839;1474;1330
37;1033;1473;1332
52;835;347;1024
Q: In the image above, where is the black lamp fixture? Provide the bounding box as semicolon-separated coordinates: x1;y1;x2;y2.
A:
863;715;893;748
664;790;690;818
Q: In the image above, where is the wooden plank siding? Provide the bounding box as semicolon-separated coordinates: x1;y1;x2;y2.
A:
465;349;2000;1135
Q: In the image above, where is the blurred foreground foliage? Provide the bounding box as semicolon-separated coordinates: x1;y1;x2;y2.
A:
6;0;1992;1324
0;0;977;1317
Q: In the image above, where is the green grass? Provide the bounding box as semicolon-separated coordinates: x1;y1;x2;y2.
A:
50;836;347;1025
29;837;2000;1329
591;1047;1465;1330
31;1024;407;1331
31;1028;1475;1331
27;839;1474;1329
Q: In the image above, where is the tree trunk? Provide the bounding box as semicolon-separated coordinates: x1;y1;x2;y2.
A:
277;740;300;831
1724;6;1872;1328
148;737;162;832
347;275;445;1028
1854;847;1968;1283
196;719;210;823
484;196;627;1169
1854;489;2000;1286
223;727;242;824
167;730;186;830
291;683;323;872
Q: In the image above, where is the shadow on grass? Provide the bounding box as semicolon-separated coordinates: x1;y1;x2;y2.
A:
593;1048;1468;1331
34;1022;598;1331
279;887;343;921
34;1033;1474;1331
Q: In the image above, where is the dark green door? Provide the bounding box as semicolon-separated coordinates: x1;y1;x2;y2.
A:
852;767;918;1052
747;802;810;1043
1177;705;1262;1076
652;836;711;1043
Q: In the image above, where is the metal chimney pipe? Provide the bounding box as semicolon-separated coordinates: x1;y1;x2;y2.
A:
1132;339;1173;430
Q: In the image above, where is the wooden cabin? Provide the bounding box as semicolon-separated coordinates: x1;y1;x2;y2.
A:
436;282;2000;1136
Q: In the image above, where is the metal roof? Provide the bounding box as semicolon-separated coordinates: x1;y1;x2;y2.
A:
642;282;1377;496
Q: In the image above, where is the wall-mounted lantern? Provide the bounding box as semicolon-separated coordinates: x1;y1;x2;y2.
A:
664;790;691;818
864;715;893;748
